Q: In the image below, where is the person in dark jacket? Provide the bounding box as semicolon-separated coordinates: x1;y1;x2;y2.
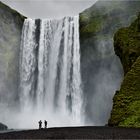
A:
38;120;42;129
44;120;47;129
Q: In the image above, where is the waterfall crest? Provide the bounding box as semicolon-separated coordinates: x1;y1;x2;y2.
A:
19;16;83;128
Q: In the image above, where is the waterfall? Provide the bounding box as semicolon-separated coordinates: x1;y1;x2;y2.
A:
19;16;83;128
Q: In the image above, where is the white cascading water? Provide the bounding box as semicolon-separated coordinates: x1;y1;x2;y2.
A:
18;16;83;128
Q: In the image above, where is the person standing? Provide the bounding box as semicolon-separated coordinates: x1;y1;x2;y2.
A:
38;120;42;129
44;120;47;129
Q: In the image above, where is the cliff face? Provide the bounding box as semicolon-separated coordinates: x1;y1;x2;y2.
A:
0;2;25;107
108;14;140;127
79;0;140;125
113;15;140;75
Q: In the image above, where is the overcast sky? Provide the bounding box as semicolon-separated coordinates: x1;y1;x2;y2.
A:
1;0;98;19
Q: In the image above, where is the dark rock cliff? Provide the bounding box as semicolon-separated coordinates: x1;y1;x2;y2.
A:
108;13;140;127
0;1;25;107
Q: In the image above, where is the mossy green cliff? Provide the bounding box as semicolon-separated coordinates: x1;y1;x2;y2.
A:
0;1;25;106
108;14;140;127
114;15;140;75
80;0;140;62
80;1;140;39
79;0;140;124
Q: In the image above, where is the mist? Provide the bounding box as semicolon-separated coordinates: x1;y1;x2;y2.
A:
81;37;124;125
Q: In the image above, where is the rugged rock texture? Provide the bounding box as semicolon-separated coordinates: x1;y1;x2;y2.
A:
0;122;8;130
108;14;140;127
0;2;25;107
80;0;140;125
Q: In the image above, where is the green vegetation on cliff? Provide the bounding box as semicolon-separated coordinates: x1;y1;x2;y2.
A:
80;1;140;40
0;2;25;106
80;0;140;125
114;15;140;74
80;0;140;62
109;14;140;128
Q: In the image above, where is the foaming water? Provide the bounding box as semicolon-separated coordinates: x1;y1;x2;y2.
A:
17;16;83;128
